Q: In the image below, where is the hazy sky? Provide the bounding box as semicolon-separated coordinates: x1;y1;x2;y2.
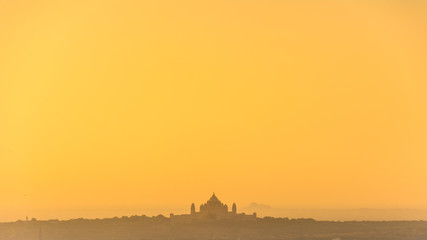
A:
1;0;427;222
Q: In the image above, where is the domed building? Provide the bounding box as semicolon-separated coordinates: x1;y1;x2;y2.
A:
170;193;257;221
199;193;229;217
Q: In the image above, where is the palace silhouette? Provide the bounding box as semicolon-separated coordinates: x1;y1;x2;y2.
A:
170;193;257;221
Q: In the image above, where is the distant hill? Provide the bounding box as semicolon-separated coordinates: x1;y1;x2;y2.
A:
243;202;274;212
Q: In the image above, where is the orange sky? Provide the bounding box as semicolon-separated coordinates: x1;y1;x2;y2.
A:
1;0;427;222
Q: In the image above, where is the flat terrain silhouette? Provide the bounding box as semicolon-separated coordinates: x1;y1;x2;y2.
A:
244;203;427;221
3;195;427;239
1;216;427;240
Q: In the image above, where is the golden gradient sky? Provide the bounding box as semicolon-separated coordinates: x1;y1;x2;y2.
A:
1;0;427;221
